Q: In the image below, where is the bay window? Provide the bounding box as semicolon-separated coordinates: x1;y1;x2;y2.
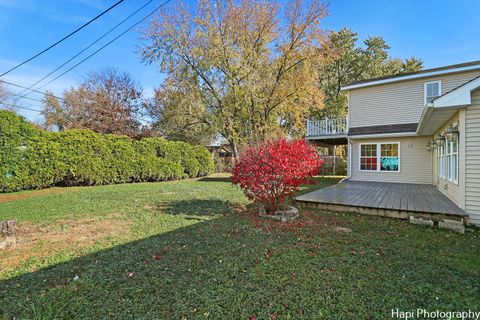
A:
360;143;400;172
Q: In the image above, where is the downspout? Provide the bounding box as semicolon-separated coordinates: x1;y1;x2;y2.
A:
339;139;351;183
341;91;352;183
348;140;352;179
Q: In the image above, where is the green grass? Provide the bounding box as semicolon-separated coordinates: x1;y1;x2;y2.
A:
0;176;479;319
296;176;345;196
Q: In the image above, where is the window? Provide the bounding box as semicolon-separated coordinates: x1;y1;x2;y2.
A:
360;144;377;171
447;135;458;183
437;134;459;184
360;143;400;172
438;141;446;179
380;144;399;171
425;81;441;104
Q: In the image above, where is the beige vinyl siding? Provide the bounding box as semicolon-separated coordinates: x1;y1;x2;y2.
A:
350;136;432;184
465;89;480;225
433;114;461;206
348;70;480;128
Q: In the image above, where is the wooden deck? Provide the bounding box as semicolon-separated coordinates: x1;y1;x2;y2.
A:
296;181;466;218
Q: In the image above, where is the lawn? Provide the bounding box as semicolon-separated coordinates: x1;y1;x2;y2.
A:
0;175;479;319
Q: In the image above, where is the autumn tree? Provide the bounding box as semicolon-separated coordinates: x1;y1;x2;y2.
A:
140;0;327;157
317;28;423;117
42;68;145;137
146;70;215;145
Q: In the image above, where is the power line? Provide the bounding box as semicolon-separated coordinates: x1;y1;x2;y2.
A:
13;0;156;102
0;80;64;101
9;92;45;104
0;0;126;78
36;0;173;90
0;102;42;113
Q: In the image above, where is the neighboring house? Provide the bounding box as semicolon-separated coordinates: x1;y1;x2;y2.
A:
206;133;233;172
305;60;480;226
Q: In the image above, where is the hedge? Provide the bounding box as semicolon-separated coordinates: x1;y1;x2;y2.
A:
0;111;214;192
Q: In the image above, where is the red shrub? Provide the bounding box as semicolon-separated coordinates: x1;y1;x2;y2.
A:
232;139;323;212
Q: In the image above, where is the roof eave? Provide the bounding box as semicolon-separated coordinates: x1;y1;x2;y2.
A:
341;64;480;91
416;77;480;135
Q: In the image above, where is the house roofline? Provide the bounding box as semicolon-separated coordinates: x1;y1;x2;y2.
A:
341;61;480;91
416;76;480;135
348;123;418;137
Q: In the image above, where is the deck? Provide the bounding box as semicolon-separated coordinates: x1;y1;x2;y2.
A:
306;117;348;145
296;181;466;219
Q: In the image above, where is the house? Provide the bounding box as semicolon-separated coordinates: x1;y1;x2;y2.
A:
206;133;234;172
300;60;480;227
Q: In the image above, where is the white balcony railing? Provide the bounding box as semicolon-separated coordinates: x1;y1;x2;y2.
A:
306;117;347;137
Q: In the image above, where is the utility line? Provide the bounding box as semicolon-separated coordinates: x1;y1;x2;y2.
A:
13;0;156;102
9;92;45;104
0;0;126;77
0;80;64;101
35;0;173;90
0;102;43;113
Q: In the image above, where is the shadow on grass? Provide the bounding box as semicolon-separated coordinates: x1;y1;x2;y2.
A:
1;192;479;319
157;199;235;217
0;215;289;319
197;176;232;183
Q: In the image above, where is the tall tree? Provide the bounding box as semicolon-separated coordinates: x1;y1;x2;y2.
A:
146;71;215;145
317;28;423;117
42;68;144;137
140;0;327;156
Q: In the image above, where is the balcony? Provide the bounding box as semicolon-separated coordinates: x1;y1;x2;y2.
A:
307;117;347;137
306;117;348;145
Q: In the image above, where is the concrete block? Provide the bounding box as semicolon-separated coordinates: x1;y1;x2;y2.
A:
439;219;465;234
409;216;434;227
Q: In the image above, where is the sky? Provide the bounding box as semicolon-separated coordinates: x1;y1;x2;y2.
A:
0;0;479;122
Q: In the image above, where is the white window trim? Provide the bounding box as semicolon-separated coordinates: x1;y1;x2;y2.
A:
359;142;401;173
437;136;459;185
447;136;459;184
424;80;442;105
437;142;446;179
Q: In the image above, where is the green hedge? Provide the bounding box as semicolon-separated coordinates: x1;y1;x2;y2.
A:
0;111;214;192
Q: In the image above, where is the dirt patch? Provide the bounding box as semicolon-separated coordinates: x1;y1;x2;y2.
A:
0;187;82;204
0;214;131;272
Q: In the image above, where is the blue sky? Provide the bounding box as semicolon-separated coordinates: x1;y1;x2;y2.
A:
1;0;479;121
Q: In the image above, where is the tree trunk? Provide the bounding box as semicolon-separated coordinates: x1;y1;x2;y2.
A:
230;139;239;159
